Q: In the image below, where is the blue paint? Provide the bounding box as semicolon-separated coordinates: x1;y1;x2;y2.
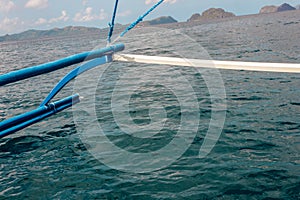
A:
107;0;119;44
120;0;164;37
0;44;125;137
0;43;124;86
40;56;112;107
0;94;80;138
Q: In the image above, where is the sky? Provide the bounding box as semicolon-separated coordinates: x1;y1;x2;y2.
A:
0;0;299;36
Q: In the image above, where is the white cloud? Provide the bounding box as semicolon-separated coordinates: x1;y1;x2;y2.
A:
25;0;48;9
145;0;176;5
0;17;24;34
118;10;132;17
35;10;69;25
35;18;47;25
73;7;107;22
0;0;15;12
49;10;69;23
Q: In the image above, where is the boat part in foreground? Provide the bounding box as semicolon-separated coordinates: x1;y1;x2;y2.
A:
0;94;80;138
0;44;125;138
0;44;125;86
114;54;300;73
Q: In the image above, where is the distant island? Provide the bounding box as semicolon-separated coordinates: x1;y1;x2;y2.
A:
187;8;235;22
140;16;177;26
260;3;296;14
0;3;299;43
0;26;103;42
0;16;177;43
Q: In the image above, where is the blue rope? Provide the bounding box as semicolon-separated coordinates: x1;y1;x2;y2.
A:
107;0;119;44
119;0;164;37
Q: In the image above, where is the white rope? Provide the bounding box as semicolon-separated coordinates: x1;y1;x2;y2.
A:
114;54;300;73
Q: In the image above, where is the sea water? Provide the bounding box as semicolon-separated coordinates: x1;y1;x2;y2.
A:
0;11;299;199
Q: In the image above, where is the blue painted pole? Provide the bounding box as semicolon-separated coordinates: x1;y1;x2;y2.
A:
0;43;125;86
40;55;112;107
107;0;119;44
0;94;80;138
120;0;164;37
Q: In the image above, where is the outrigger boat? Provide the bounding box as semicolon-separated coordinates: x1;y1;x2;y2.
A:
1;0;300;139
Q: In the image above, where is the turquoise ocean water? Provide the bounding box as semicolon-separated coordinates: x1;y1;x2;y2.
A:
0;11;299;199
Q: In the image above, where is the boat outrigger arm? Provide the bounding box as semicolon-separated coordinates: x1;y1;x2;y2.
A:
0;44;125;138
114;54;300;74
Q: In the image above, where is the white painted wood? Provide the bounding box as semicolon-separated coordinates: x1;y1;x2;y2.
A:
114;54;300;73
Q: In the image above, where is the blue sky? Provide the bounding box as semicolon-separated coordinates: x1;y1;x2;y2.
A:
0;0;299;36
